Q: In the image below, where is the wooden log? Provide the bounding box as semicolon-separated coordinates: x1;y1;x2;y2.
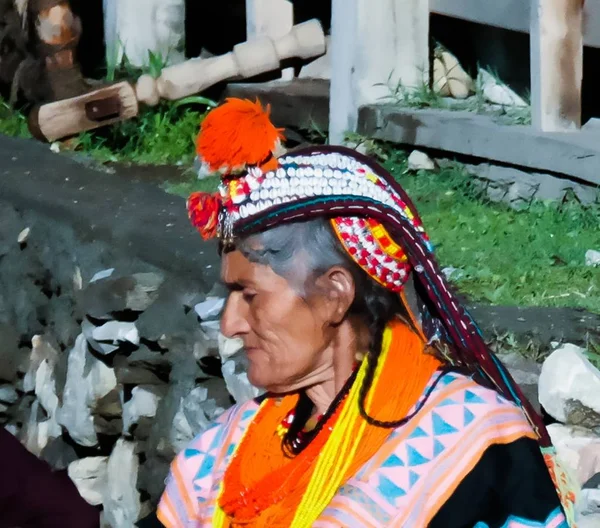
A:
246;0;295;80
329;0;429;145
530;0;584;131
136;19;325;104
28;82;139;142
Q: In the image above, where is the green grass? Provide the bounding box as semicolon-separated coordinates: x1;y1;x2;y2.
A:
0;101;31;138
73;102;210;165
0;93;213;166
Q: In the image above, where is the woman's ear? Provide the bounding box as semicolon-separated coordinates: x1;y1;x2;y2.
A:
312;266;356;325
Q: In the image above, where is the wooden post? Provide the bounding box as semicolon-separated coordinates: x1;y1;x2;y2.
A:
245;0;294;80
329;0;429;145
530;0;584;131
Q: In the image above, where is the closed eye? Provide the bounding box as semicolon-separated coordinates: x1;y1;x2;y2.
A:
242;291;257;303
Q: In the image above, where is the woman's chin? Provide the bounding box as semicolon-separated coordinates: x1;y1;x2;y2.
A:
247;369;288;394
246;367;270;390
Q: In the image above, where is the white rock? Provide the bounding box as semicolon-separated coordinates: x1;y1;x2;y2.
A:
73;266;83;291
170;388;208;452
24;334;60;392
182;386;224;434
4;423;19;436
17;227;30;243
122;386;162;434
586;250;600;267
579;514;600;527
539;344;600;425
57;334;118;446
580;487;600;516
478;69;528;107
222;359;261;404
218;333;244;361
170;401;196;453
82;319;120;355
194;297;225;320
547;423;600;485
67;457;109;506
21;400;55;456
0;384;18;404
200;320;221;341
441;267;463;281
407;150;436;171
90;268;115;283
92;321;140;347
169;386;226;451
34;359;62;440
103;439;141;527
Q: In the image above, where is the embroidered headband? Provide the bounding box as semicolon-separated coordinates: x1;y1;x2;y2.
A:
187;98;575;522
188;99;429;292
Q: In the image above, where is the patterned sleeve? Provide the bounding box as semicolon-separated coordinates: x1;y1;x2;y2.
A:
156;405;239;528
429;436;568;528
157;447;203;528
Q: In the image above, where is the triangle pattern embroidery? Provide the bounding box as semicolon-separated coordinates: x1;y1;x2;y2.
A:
195;454;216;480
409;470;420;488
433;439;446;457
409;426;429;439
407;444;430;466
382;453;405;468
432;412;458;435
438;397;458;407
464;407;475;427
464;390;486;404
378;475;406;504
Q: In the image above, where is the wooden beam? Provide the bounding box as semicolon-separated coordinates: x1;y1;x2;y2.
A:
329;0;429;145
530;0;583;131
430;0;529;33
431;0;600;50
359;104;600;187
245;0;294;80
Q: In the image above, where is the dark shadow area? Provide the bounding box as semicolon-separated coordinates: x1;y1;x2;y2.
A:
70;0;106;78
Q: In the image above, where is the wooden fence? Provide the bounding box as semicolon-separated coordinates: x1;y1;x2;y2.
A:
237;0;599;187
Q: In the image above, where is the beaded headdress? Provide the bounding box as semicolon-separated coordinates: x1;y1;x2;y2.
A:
187;98;577;524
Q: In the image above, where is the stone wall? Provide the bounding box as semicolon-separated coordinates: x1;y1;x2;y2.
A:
0;199;251;526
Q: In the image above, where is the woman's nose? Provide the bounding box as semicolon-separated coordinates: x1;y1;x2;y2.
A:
220;294;250;339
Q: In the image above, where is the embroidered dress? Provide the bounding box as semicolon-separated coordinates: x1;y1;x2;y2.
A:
160;98;576;527
157;372;567;527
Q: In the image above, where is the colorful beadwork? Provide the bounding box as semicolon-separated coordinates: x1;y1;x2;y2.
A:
190;149;432;291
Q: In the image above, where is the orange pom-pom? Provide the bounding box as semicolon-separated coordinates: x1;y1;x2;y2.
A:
196;98;285;174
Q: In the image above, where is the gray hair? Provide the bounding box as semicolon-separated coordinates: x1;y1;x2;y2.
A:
236;218;406;335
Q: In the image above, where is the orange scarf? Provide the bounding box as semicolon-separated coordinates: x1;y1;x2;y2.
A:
217;321;441;526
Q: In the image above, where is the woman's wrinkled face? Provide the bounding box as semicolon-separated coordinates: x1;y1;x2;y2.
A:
220;249;335;393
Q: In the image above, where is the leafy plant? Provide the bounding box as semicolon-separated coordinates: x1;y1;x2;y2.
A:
0;101;31;138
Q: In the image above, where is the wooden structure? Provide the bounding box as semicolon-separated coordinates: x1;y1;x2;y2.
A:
226;0;600;188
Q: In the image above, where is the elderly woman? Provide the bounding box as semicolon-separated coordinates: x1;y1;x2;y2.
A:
157;99;575;528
